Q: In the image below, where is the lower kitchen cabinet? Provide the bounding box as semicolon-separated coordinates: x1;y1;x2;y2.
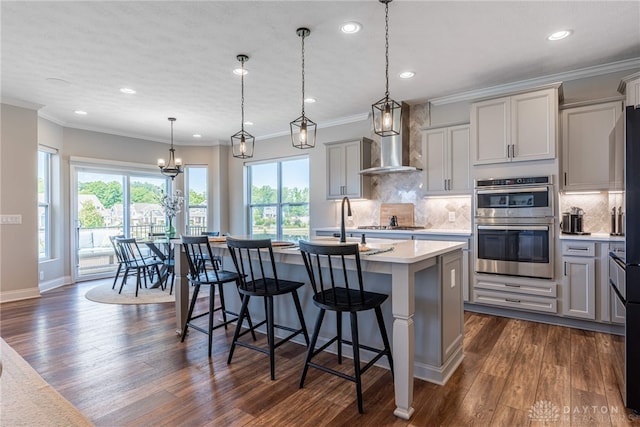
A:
473;275;557;313
562;255;596;320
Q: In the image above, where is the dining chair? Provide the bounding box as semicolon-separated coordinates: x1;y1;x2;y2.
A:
181;236;255;357
115;237;164;297
226;237;310;380
109;235;126;290
298;240;394;413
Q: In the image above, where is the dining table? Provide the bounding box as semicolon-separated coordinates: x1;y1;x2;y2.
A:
142;238;173;289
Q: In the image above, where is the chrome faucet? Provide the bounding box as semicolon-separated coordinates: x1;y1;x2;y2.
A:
340;196;352;243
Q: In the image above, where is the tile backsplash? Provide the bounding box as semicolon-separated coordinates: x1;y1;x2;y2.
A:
559;192;625;234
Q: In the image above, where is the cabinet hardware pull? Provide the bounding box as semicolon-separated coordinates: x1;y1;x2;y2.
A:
564;172;567;186
568;247;589;251
505;283;521;287
505;298;521;303
564;261;567;276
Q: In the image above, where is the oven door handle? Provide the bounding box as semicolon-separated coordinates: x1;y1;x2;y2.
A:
477;225;549;231
476;186;549;195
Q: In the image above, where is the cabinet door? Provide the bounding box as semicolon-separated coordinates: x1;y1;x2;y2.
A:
611;286;626;324
326;144;346;198
562;256;596;320
423;128;448;193
448;125;470;192
343;141;363;198
511;89;557;162
471;97;510;165
562;101;623;191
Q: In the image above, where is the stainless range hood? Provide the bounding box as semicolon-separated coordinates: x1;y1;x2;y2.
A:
359;102;422;175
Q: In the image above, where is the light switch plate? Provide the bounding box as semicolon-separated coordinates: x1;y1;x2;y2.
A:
0;214;22;224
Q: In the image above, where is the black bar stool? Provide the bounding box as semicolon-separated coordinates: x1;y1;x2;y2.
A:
181;236;255;357
226;237;310;380
298;240;394;413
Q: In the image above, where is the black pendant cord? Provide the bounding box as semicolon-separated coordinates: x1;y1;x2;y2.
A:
384;0;390;101
241;61;246;131
301;31;306;116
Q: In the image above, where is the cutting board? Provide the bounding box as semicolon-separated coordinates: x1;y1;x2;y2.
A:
380;203;414;226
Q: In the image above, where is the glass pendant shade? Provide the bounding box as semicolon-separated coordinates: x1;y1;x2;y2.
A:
372;0;401;137
291;27;316;149
158;117;183;180
231;54;254;159
372;96;401;137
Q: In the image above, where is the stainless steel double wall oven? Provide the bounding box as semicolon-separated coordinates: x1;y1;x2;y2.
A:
474;176;555;280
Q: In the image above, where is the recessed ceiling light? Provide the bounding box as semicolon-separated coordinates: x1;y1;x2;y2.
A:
341;22;362;34
243;121;253;126
74;110;87;115
304;97;317;103
547;30;572;41
399;71;415;79
233;68;248;76
192;134;202;138
120;87;136;94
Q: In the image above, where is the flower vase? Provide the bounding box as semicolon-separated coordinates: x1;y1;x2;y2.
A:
166;217;176;238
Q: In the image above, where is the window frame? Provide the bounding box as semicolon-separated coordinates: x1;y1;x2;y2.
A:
185;165;208;235
247;156;309;241
38;149;53;259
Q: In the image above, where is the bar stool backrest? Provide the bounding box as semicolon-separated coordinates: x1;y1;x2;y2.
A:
201;231;220;237
181;235;222;282
298;240;366;306
226;237;280;292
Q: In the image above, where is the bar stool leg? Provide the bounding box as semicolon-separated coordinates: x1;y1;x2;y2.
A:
337;311;343;364
208;286;215;357
300;308;325;389
350;312;364;414
266;295;276;380
181;284;201;342
291;290;310;345
218;283;228;329
228;294;251;365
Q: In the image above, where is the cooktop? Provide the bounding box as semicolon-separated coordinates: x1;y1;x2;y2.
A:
357;225;426;230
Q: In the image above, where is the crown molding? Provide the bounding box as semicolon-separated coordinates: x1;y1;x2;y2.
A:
429;57;640;106
256;112;369;141
1;97;44;110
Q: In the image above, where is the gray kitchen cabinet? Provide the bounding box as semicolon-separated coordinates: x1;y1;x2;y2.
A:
609;241;626;324
470;87;558;165
561;241;596;320
473;275;557;313
561;101;623;191
440;250;463;362
422;124;470;195
325;138;372;200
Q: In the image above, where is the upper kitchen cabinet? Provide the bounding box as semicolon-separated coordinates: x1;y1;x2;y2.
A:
422;124;470;194
325;137;372;200
619;71;640;107
561;100;623;191
471;86;559;165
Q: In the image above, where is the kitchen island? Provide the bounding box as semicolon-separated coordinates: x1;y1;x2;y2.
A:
173;238;465;420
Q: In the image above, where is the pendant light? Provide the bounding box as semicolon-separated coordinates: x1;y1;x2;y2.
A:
157;117;183;180
371;0;401;137
290;27;317;149
231;54;255;159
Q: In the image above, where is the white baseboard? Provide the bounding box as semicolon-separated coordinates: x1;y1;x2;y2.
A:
39;276;73;293
0;287;41;303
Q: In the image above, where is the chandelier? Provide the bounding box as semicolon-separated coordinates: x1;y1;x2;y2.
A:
231;54;255;159
290;27;317;149
371;0;401;137
157;117;183;180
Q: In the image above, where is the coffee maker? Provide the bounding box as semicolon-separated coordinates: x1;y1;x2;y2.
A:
561;207;588;235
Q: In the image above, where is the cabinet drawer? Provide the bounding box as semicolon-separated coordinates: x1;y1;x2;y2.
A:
561;241;595;257
474;289;557;313
475;279;557;297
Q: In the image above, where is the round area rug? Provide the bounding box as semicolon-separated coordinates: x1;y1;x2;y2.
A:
85;281;209;305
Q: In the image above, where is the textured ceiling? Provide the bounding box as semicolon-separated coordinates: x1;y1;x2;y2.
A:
1;1;639;146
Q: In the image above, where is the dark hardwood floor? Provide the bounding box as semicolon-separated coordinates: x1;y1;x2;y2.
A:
1;279;637;426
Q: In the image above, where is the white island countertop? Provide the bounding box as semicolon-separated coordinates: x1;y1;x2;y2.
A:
304;238;465;264
313;227;472;237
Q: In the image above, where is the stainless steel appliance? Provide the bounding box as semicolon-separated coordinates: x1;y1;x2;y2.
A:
474;176;554;279
560;207;588;235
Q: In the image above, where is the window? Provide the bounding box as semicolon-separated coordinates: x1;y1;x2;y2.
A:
38;150;52;259
248;157;309;241
186;166;208;234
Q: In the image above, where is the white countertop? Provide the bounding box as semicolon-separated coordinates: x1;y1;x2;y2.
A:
313;227;472;237
559;233;625;242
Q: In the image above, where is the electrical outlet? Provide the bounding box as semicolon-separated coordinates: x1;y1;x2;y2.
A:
39;271;44;280
448;212;456;222
0;214;22;224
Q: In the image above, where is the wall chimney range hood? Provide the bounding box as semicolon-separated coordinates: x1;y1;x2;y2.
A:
359;102;421;175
